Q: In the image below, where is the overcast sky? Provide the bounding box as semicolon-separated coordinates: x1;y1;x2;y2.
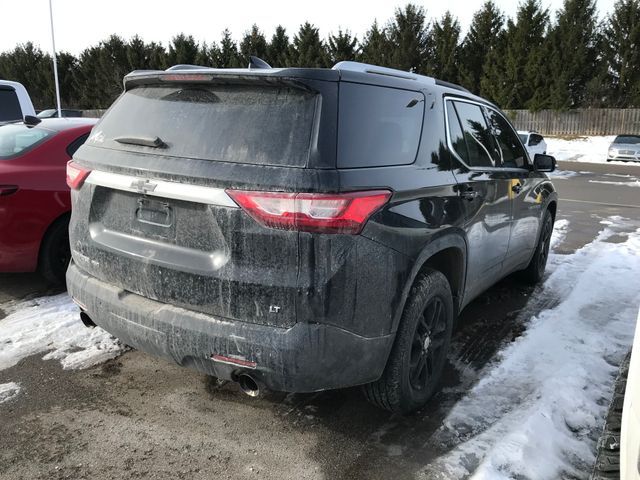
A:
2;0;618;56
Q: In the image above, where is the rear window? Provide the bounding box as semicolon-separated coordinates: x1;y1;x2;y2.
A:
337;83;424;168
90;84;317;167
614;135;640;145
0;88;22;123
0;124;54;159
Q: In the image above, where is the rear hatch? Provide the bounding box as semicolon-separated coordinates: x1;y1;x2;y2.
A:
70;69;339;328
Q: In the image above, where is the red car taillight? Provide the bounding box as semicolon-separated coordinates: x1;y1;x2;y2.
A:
226;189;392;234
66;161;91;190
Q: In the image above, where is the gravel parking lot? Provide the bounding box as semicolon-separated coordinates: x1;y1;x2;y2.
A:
1;160;639;480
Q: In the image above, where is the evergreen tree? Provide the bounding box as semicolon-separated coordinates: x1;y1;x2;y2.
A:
387;4;431;73
480;0;550;109
126;36;166;70
218;29;241;68
428;11;461;82
459;1;504;94
167;34;199;65
75;35;130;108
240;25;268;65
359;21;392;66
195;41;219;67
0;43;53;109
267;26;290;67
547;0;599;108
290;22;328;67
601;0;640;107
327;30;358;64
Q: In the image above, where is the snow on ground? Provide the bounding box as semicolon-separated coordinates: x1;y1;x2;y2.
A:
0;294;124;372
546;135;640;166
420;217;640;480
589;179;640;188
0;382;21;404
546;169;580;179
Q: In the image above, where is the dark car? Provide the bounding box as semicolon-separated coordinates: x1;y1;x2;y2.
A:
607;135;640;162
0;118;97;283
66;61;557;413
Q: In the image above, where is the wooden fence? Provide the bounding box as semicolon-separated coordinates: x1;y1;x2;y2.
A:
505;109;640;136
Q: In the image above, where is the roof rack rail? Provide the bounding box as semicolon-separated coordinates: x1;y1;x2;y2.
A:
332;61;421;81
434;79;470;93
248;56;272;69
166;64;210;71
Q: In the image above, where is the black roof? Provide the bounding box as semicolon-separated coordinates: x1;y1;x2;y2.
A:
123;60;495;108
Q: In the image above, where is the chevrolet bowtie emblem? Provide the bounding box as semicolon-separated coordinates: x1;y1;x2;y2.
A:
131;179;158;194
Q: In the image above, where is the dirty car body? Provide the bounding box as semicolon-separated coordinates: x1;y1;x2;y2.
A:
66;62;557;408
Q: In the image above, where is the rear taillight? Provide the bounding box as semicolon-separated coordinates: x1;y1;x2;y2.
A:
66;161;91;190
0;185;18;196
226;189;392;234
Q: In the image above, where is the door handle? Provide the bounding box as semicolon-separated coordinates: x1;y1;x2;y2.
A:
511;182;522;194
459;188;479;201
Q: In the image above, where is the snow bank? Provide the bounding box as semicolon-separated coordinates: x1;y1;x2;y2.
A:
0;294;124;371
590;179;640;188
545;135;638;165
420;218;640;480
0;382;21;404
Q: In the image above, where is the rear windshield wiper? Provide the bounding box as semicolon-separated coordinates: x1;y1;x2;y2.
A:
114;135;167;148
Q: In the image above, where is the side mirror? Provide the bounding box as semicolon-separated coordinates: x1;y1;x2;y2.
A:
533;153;556;172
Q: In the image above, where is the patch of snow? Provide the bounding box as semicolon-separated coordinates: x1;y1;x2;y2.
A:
547;169;579;179
420;219;640;480
545;136;640;165
0;382;21;404
0;294;124;371
589;179;640;188
549;219;569;249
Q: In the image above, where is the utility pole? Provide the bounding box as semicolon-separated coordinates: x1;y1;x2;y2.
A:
49;0;62;117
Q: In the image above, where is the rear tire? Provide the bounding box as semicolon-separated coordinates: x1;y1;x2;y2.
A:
520;210;553;285
38;217;71;285
363;268;454;414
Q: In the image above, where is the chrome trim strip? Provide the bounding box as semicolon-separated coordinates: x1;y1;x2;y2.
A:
84;170;238;208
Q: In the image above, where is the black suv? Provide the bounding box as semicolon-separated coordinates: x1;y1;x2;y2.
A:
66;61;557;413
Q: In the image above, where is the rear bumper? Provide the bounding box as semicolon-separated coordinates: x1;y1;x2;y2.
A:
66;262;394;392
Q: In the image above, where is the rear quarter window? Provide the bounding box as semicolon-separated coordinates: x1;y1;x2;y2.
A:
0;88;22;122
90;84;317;167
337;83;424;168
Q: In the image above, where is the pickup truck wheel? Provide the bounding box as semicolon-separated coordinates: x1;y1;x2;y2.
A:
363;268;453;414
520;210;553;285
39;217;71;285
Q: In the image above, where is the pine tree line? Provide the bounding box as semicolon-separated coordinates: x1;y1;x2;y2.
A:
1;0;639;111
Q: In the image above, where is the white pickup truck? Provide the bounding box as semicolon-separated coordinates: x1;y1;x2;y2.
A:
0;80;35;123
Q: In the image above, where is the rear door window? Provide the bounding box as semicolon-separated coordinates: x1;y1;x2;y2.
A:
0;124;54;159
0;88;22;122
337;83;424;168
449;100;497;168
90;84;318;167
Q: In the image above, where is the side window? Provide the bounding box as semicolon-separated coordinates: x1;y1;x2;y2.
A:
338;83;424;168
451;101;497;168
0;88;22;122
446;101;469;164
529;134;543;146
486;109;528;168
66;132;90;157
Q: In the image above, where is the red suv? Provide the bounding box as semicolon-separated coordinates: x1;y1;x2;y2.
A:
0;117;97;283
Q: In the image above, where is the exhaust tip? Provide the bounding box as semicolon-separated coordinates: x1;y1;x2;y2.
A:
237;374;260;397
80;311;96;328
